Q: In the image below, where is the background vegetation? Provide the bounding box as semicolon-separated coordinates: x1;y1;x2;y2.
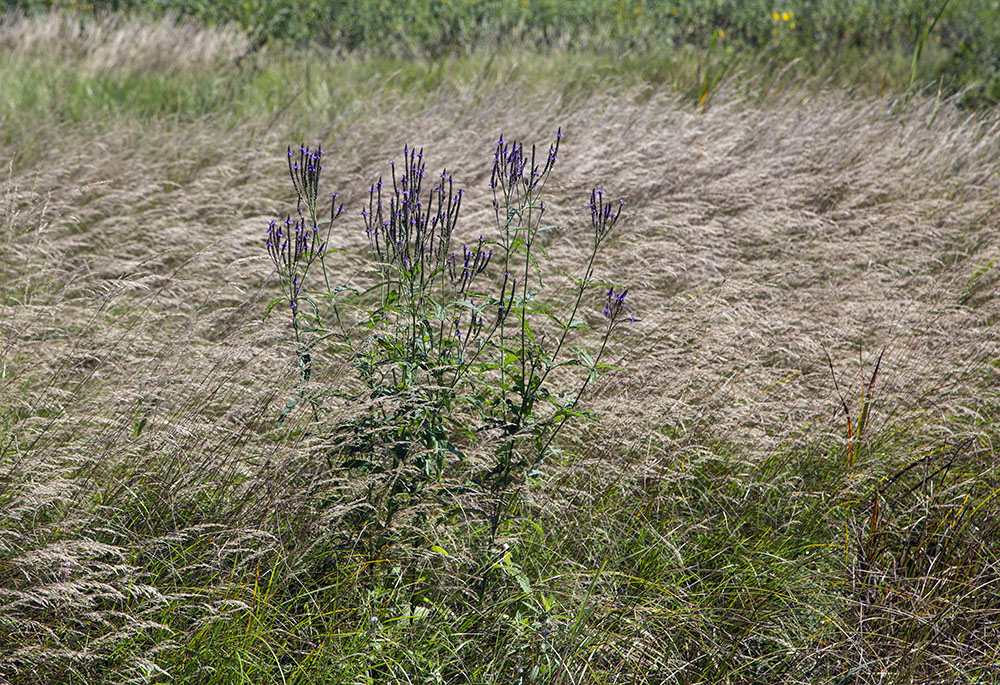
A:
1;3;999;684
5;0;1000;105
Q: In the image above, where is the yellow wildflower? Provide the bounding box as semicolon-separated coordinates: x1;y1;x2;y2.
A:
772;12;780;20
717;29;725;38
781;12;791;21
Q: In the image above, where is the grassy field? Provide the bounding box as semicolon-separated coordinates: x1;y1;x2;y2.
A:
2;8;1000;685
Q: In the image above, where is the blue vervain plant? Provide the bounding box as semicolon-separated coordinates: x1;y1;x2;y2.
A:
265;144;344;421
266;131;634;491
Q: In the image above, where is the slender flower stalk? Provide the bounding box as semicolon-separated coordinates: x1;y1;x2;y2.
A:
267;146;343;344
288;144;324;222
266;143;344;426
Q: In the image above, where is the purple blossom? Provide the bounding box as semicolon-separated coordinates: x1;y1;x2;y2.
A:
603;286;635;331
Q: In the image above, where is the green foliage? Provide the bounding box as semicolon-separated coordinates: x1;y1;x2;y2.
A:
6;0;1000;103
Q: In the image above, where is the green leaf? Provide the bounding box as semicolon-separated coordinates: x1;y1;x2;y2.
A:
527;250;545;285
501;351;521;367
262;296;286;322
537;306;565;328
498;551;532;595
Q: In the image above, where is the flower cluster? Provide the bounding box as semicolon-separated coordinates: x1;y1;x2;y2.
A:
589;188;626;242
453;300;486;343
603;287;634;331
450;269;518;360
495;270;517;324
363;146;463;289
446;237;493;294
266;217;317;310
288;144;324;217
489;128;561;215
771;10;795;31
267;143;343;322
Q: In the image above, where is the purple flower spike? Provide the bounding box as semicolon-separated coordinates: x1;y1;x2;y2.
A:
603;285;635;330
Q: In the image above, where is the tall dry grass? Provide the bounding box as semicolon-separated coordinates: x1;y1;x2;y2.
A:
0;10;248;73
1;15;999;682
